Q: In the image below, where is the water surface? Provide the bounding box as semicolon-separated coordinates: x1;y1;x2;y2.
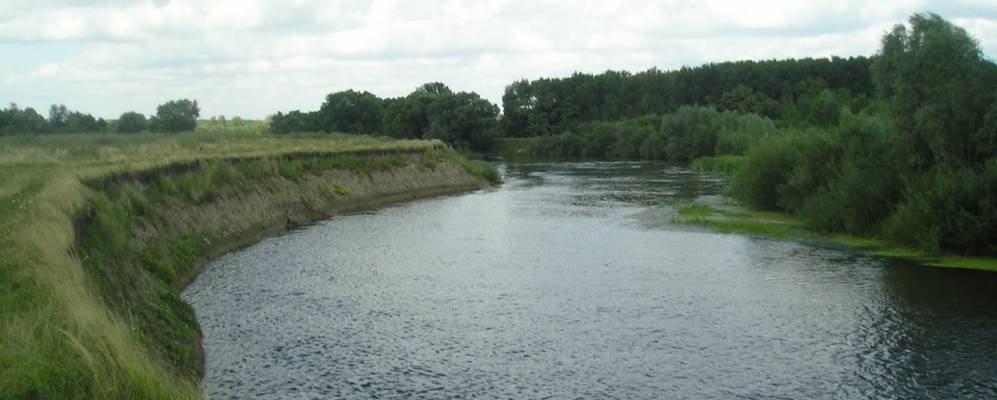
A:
184;162;997;399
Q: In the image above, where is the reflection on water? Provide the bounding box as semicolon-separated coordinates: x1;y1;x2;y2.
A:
184;161;997;399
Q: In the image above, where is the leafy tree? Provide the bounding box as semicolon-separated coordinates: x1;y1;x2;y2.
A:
117;111;147;133
378;83;502;150
66;111;99;132
416;82;453;96
0;104;49;135
48;104;69;129
873;12;997;168
153;99;199;133
270;110;321;134
423;91;500;150
317;90;384;134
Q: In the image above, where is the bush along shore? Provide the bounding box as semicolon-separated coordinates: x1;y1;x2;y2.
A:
0;132;498;399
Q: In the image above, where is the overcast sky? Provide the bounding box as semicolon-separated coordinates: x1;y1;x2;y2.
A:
2;1;996;119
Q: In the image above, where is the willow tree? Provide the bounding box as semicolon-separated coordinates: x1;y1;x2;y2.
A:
873;13;997;168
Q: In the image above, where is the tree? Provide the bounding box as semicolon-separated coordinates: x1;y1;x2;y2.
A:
415;82;453;96
424;91;500;150
48;104;69;129
270;110;320;134
153;99;199;133
317;90;384;134
117;111;147;133
872;13;997;168
0;104;49;135
65;111;99;132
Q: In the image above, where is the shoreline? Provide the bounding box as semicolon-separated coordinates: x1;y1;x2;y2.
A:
672;202;997;272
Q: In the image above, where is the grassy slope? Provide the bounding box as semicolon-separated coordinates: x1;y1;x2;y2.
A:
0;131;488;399
673;203;997;272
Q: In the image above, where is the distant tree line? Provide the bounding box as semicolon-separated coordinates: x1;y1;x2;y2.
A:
271;83;501;151
0;99;199;135
501;56;874;137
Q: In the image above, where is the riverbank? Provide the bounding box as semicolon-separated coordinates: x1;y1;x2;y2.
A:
672;202;997;272
0;132;497;399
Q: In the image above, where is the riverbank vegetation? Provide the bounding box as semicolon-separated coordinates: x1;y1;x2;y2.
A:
728;14;997;257
672;203;997;272
0;131;495;399
498;13;997;262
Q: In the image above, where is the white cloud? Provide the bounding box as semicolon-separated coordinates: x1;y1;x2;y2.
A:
1;0;995;118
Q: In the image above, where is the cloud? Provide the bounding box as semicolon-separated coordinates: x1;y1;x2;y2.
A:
1;0;996;118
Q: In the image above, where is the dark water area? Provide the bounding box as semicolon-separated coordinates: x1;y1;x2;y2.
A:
183;162;997;399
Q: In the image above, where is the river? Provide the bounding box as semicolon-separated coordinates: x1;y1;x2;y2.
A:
183;161;997;399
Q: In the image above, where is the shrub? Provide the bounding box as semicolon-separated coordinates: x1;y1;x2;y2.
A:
884;159;997;255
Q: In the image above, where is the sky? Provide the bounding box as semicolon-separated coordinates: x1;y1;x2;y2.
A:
2;1;997;119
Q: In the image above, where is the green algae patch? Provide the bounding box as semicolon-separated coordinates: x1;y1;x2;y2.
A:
673;203;997;272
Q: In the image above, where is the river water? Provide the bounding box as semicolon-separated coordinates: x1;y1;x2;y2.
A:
184;161;997;399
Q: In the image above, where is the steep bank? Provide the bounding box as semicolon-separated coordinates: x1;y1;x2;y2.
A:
75;149;490;386
0;133;495;400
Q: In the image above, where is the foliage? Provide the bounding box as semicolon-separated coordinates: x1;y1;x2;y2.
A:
873;13;997;168
0;104;49;135
117;111;148;134
509;107;776;161
727;13;997;256
152;99;200;133
1;103;111;135
195;116;268;135
318;90;384;134
270;110;321;134
690;155;746;173
271;83;502;152
501;57;874;137
883;160;997;255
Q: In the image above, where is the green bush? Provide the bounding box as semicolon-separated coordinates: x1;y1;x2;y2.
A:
884;160;997;254
731;133;806;210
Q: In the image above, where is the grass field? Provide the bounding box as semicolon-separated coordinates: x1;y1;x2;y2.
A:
0;131;491;399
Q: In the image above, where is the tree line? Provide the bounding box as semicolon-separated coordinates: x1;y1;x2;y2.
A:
501;56;874;137
270;83;501;151
0;99;200;135
3;45;879;154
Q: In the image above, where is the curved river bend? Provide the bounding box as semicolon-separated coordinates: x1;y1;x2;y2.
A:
184;162;997;399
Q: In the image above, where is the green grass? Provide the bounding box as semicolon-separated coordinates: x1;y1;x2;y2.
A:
0;131;494;399
673;203;997;272
690;155;747;173
674;203;796;238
